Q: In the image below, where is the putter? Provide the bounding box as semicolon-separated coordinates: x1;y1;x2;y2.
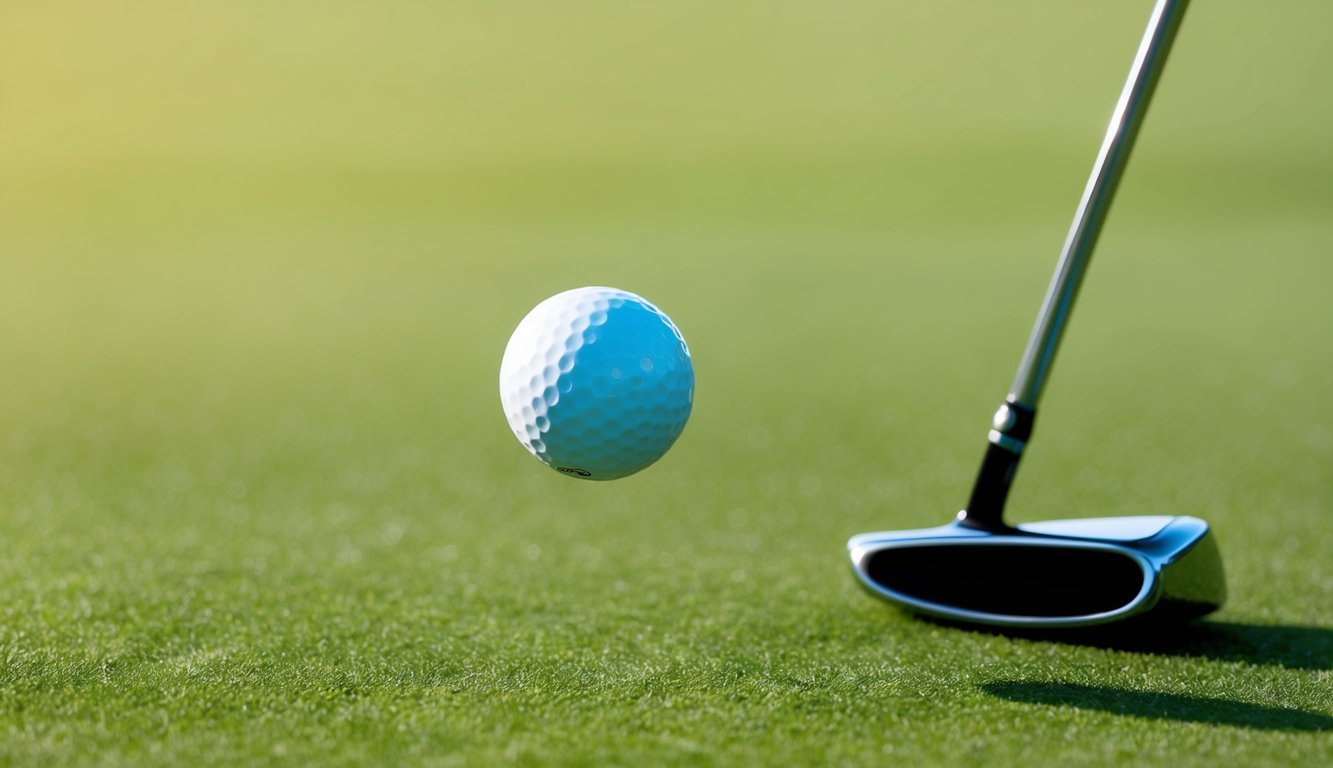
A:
848;0;1225;628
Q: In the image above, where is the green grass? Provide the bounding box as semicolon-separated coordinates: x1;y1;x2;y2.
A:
1;1;1330;765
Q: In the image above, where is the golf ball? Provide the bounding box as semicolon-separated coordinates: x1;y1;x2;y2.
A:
499;286;694;480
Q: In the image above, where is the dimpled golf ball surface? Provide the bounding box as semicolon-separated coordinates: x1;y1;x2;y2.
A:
499;287;694;480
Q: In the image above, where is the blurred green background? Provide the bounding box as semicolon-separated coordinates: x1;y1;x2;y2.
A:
2;1;1330;765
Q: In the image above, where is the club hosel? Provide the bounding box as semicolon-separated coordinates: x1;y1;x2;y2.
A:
957;401;1036;531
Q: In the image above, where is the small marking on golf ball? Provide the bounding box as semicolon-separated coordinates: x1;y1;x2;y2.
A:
499;286;694;480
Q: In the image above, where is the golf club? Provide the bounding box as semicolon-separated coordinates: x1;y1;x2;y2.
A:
848;0;1225;628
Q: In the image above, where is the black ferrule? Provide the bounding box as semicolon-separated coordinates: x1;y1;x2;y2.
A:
959;401;1038;531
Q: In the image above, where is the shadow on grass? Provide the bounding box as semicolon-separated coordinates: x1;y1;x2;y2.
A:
1008;621;1333;671
913;616;1333;671
981;680;1333;732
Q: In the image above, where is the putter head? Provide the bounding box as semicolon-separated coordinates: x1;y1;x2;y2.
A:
848;516;1224;628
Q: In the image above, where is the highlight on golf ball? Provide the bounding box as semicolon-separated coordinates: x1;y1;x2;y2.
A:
499;286;694;480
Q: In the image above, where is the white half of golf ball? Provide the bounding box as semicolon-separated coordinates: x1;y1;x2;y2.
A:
499;286;694;480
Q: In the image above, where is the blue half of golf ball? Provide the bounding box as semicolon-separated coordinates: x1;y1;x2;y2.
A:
499;286;694;480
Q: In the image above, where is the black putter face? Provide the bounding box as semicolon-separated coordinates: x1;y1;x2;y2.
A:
861;542;1149;619
848;516;1224;628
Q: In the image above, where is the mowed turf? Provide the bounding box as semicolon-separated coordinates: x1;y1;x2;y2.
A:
1;1;1330;765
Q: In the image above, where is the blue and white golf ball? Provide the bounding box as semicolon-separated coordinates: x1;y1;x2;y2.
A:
499;286;694;480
